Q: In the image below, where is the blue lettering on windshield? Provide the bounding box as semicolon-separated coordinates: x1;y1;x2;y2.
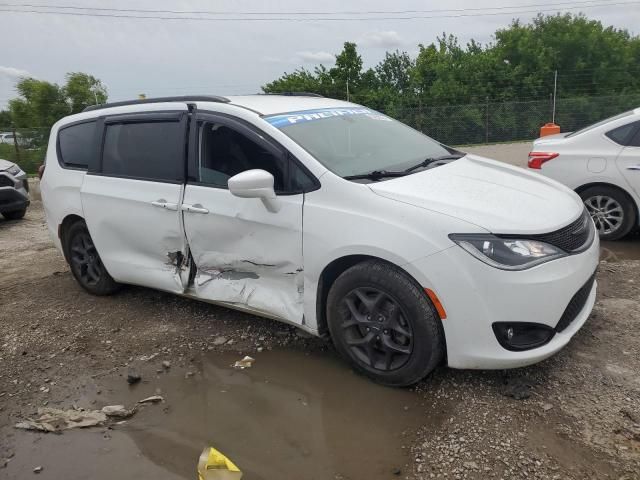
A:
264;108;375;128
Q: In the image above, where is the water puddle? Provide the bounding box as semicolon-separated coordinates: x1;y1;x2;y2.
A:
5;350;443;480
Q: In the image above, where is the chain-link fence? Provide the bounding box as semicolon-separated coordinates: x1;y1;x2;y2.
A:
385;93;640;145
2;93;639;174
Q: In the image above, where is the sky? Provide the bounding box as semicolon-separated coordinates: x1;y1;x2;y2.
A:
0;0;639;109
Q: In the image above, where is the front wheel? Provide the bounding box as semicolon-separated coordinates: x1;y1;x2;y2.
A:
64;221;120;296
327;260;444;387
580;186;636;241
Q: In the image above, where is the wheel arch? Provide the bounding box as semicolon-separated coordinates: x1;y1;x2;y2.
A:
575;182;640;226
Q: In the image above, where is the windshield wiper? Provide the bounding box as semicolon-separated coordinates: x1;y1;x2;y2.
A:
343;170;408;181
403;154;465;173
344;154;465;181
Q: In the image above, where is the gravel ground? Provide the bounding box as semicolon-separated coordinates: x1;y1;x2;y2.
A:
1;196;639;479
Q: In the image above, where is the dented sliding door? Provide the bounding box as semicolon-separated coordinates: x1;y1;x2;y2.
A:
81;110;189;293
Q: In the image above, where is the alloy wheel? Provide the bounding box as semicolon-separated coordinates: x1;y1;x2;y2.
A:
584;195;624;236
69;232;103;287
339;287;413;371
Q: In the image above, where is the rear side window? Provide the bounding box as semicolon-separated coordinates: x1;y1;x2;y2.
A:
102;121;183;182
605;121;639;146
58;121;96;168
629;128;640;147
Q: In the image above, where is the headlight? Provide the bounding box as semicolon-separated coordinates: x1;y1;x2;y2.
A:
7;164;21;176
449;234;566;270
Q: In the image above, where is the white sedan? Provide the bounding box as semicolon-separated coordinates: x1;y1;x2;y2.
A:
529;108;640;240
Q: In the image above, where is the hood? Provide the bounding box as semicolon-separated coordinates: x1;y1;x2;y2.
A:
368;154;583;235
0;158;16;171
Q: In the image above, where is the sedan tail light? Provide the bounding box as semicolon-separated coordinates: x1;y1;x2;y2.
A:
528;152;559;169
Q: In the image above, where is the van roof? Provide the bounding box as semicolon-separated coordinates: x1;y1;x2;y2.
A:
224;95;357;115
82;94;358;116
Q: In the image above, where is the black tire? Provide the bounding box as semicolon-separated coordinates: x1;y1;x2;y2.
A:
327;260;444;387
64;221;120;296
580;186;636;241
2;208;26;220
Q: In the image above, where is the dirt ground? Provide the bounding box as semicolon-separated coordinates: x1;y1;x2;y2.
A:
1;198;639;479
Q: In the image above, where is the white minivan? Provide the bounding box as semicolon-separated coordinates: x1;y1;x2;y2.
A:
41;94;599;386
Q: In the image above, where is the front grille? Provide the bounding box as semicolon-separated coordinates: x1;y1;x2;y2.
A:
0;174;14;188
532;209;593;252
555;273;596;332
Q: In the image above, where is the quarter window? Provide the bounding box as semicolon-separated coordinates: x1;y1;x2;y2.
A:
58;121;96;168
102;121;183;181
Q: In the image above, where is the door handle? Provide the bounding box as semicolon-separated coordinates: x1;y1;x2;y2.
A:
626;165;640;171
181;203;209;214
151;200;178;211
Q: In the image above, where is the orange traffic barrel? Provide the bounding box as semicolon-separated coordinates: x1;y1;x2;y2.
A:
540;123;561;137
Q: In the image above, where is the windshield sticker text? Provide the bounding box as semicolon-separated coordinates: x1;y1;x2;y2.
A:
265;108;376;128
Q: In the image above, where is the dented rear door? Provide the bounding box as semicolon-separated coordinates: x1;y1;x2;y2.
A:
81;109;189;293
182;113;304;323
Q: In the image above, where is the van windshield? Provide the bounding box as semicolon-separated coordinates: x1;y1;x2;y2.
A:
265;107;454;177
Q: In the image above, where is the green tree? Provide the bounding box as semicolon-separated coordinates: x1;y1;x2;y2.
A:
65;72;108;114
0;110;11;127
7;72;108;129
8;78;68;128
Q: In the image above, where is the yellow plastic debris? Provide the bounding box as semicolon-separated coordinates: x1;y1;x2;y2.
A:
197;447;242;480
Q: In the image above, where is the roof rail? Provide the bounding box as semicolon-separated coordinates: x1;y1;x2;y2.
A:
83;95;230;112
264;92;324;98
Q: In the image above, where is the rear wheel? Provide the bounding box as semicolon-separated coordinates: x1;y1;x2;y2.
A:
2;208;26;220
327;260;444;387
65;221;120;295
580;186;636;241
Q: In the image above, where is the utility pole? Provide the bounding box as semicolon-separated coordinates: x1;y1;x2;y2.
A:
346;77;350;102
552;70;558;124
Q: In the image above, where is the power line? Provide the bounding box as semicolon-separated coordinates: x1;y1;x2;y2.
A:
0;0;623;16
0;1;637;22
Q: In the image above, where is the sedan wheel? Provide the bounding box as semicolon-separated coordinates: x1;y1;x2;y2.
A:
579;186;636;241
584;195;623;236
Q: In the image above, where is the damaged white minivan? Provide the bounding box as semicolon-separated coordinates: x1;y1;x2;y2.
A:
41;94;599;386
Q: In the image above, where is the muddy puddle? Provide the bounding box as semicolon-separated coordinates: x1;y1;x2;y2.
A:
5;350;444;480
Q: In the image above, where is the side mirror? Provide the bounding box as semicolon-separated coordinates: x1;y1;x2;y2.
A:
228;169;281;213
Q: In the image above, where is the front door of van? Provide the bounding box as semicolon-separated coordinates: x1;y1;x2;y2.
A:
181;114;306;323
81;110;189;293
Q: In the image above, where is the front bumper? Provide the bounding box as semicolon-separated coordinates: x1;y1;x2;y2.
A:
411;233;600;369
0;171;30;212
